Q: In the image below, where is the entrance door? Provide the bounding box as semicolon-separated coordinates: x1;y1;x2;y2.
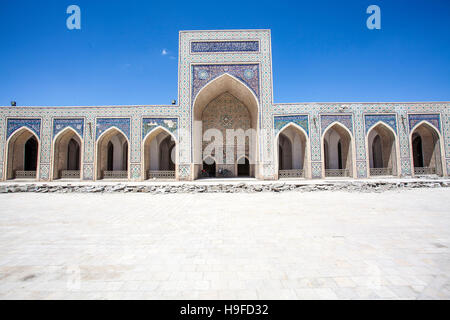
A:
238;157;250;177
203;160;216;177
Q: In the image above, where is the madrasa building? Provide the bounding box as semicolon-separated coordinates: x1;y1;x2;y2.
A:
0;29;448;182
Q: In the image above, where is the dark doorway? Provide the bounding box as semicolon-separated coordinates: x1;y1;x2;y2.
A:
337;141;343;170
67;138;80;170
372;135;383;168
203;160;216;177
107;141;114;171
238;157;250;176
412;135;424;168
168;144;175;170
24;136;38;171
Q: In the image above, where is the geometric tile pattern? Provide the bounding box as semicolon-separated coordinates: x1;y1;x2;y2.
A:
191;41;259;53
96;118;131;140
7;118;41;139
408;113;441;132
192;64;260;102
53;118;84;138
274;115;309;136
364;114;397;134
142;118;178;139
320;114;353;134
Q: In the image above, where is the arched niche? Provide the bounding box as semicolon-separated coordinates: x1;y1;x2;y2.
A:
192;73;259;179
6;127;40;180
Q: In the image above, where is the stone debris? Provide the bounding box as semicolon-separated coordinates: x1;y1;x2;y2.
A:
0;180;449;194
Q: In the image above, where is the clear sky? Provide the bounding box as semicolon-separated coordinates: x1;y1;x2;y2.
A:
0;0;449;106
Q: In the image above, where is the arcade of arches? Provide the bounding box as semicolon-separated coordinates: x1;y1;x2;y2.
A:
3;121;445;181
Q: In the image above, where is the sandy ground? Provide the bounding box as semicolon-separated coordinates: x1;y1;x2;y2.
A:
0;189;449;299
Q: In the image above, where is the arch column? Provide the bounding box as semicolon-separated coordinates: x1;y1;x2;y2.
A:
80;117;95;180
38;117;52;181
130;116;142;181
398;112;413;177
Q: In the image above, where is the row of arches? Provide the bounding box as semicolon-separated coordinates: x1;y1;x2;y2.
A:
2;73;446;180
5;119;443;180
5;126;177;180
276;120;444;178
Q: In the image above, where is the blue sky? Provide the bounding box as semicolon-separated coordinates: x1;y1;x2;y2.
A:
0;0;449;106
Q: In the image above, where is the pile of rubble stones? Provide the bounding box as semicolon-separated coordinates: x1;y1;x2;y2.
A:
0;180;449;194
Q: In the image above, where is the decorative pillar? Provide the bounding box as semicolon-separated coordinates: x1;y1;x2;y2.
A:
397;108;412;177
38;116;52;181
82;116;95;180
130;115;141;181
310;109;322;178
178;113;192;181
354;108;368;178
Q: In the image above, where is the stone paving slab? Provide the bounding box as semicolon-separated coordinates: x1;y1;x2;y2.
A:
0;189;449;299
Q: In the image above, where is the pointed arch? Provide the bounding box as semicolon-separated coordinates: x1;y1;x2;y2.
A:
321;122;355;178
275;122;310;179
5;126;40;180
192;72;259;179
52;127;83;179
409;120;445;176
142;126;178;180
366;121;399;177
95;126;129;180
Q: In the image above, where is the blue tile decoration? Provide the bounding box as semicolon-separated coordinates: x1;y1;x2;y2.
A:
365;114;397;134
96;118;130;140
53;118;84;138
408;113;441;133
192;64;259;102
7;118;41;139
142;118;178;139
274;115;309;136
320;114;353;134
191;41;259;53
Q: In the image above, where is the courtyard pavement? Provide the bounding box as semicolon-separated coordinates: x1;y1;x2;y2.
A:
0;188;449;299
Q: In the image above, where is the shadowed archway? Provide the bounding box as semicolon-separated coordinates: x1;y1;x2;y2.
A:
53;128;82;179
367;123;398;177
143;127;177;180
410;122;443;176
6;128;39;180
96;127;129;179
276;123;309;179
192;73;259;179
322;123;353;178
